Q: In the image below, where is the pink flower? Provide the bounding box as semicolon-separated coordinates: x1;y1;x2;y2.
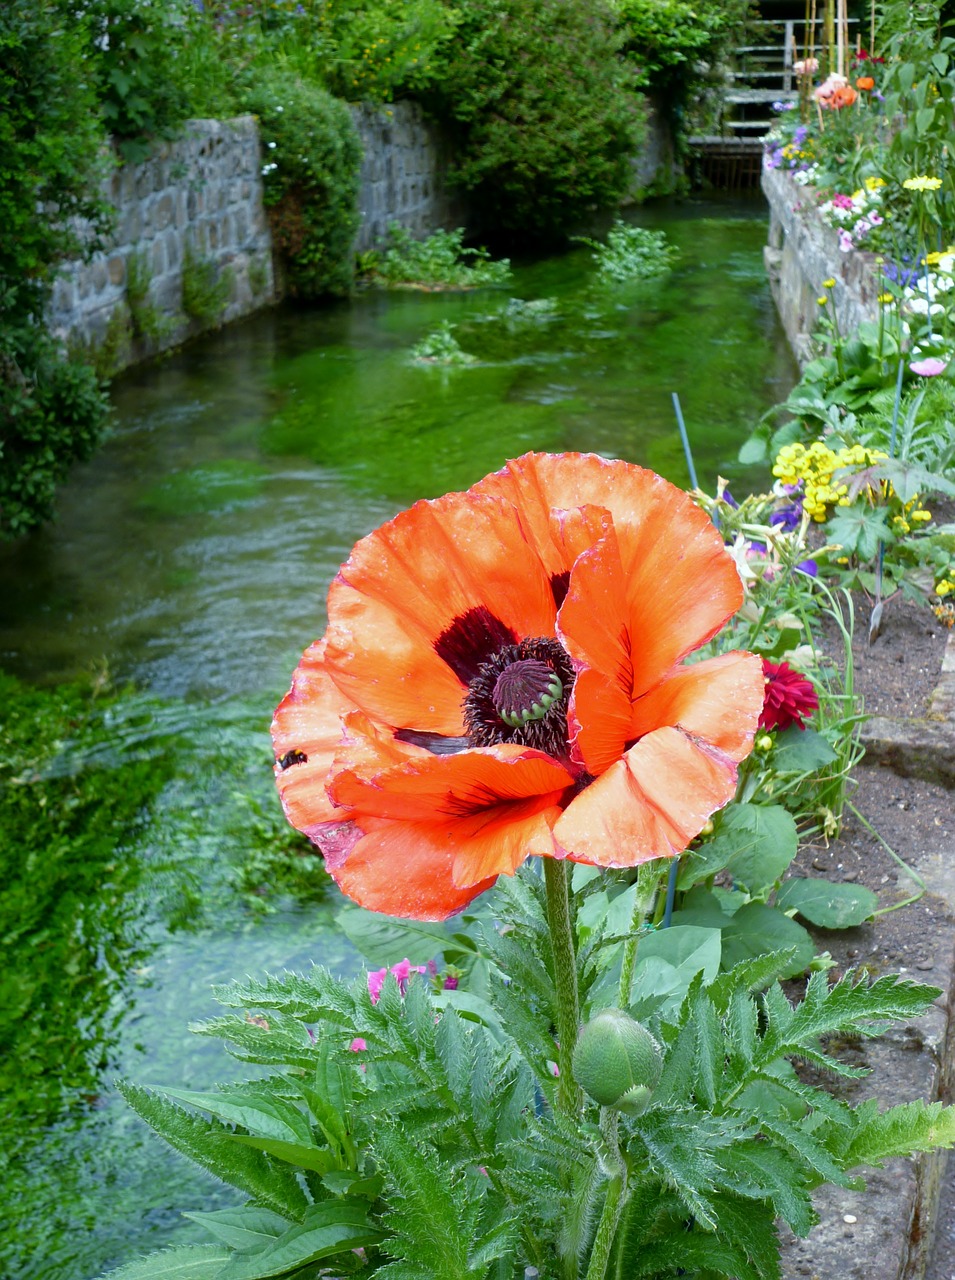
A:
838;229;854;253
793;56;819;75
910;357;948;377
367;958;428;1004
759;659;819;732
349;1037;367;1052
832;193;854;210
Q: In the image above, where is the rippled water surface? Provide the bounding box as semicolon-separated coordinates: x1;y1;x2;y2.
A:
0;196;797;1280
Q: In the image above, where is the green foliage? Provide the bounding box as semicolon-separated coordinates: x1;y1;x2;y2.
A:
181;247;233;326
0;0;114;538
577;220;679;283
110;918;955;1279
79;0;196;162
309;0;457;102
425;0;646;240
410;321;478;365
126;251;175;344
612;0;752;102
0;323;113;538
243;71;362;298
368;225;512;290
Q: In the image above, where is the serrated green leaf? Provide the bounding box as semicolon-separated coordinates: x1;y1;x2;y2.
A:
845;1099;955;1168
826;507;892;561
214;1202;383;1280
118;1082;309;1217
181;1207;289;1254
159;1087;314;1147
776;877;878;928
96;1245;231;1279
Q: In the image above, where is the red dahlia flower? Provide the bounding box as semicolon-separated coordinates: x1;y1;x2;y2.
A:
758;659;819;732
272;453;764;919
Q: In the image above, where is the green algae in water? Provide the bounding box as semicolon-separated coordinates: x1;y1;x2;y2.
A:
138;459;270;518
0;676;359;1280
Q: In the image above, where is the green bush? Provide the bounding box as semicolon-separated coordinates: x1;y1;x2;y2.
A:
426;0;646;240
243;72;362;298
0;1;113;539
79;0;196;162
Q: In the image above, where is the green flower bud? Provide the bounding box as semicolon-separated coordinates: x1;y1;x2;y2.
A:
571;1008;663;1109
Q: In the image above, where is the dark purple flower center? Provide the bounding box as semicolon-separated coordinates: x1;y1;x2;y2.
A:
463;637;574;755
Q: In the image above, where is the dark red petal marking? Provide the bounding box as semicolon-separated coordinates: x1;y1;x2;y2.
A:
434;605;519;685
550;571;571;609
394;729;471;755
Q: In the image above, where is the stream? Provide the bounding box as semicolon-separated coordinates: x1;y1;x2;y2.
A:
0;195;797;1280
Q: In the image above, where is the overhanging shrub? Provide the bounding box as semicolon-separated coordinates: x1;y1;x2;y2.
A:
425;0;646;241
243;72;362;298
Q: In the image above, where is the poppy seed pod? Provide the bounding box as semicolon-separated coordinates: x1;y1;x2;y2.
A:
571;1008;662;1111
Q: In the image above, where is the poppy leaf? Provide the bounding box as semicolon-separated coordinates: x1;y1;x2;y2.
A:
776;878;879;929
94;1245;232;1278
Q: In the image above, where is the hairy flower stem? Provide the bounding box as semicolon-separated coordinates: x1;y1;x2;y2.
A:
585;1109;627;1280
617;860;666;1006
543;858;582;1116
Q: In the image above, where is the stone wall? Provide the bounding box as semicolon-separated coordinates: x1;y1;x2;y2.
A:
49;101;681;371
762;164;881;365
351;102;467;252
49;117;275;368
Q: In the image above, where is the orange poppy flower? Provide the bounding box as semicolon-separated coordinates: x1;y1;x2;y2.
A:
273;453;764;919
856;75;875;91
830;84;858;108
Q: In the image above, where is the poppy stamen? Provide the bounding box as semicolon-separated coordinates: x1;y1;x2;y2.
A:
463;636;574;756
494;660;563;727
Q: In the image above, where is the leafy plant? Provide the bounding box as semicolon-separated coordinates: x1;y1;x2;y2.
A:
126;251;175;344
242;71;361;298
102;876;955;1279
410;321;478;365
0;0;113;538
367;225;512;290
181;247;233;326
424;0;646;240
577;220;679;283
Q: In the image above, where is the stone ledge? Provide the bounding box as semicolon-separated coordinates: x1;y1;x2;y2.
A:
781;627;955;1280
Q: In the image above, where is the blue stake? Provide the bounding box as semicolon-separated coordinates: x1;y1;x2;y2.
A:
672;392;699;490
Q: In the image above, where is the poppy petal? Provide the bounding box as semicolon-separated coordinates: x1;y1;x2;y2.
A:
629;651;764;760
553;726;739;867
324;492;555;734
332;818;498;919
612;507;743;698
329;742;572;826
271;639;356;835
328;743;571;887
557;526;634;774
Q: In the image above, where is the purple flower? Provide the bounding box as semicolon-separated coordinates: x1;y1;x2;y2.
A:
838;229;854;253
770;502;803;531
796;558;818;577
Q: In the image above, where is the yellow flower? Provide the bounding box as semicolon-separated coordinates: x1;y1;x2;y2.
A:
903;175;943;192
823;277;836;288
878;292;894;304
865;176;886;191
937;580;953;597
817;295;829;305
